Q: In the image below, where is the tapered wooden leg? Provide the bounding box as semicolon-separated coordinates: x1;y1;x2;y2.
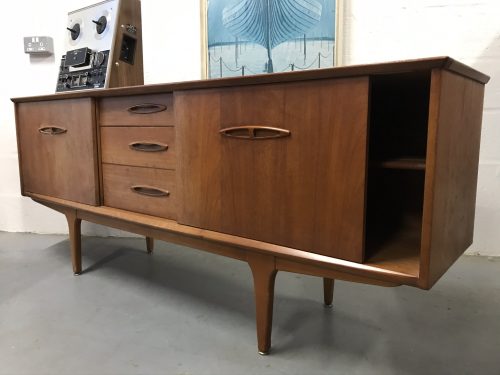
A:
65;210;82;275
247;253;277;355
323;278;334;307
146;236;154;254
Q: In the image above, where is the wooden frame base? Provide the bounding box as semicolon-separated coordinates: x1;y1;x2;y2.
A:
146;236;154;254
323;278;335;307
65;209;82;275
247;252;277;354
32;193;402;354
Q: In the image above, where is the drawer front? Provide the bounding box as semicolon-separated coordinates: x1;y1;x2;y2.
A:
176;78;370;262
16;98;99;205
101;127;175;169
103;164;176;219
100;94;174;126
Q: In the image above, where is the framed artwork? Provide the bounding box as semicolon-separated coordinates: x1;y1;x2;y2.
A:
201;0;342;79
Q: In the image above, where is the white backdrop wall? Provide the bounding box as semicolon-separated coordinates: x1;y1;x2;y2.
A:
1;0;499;255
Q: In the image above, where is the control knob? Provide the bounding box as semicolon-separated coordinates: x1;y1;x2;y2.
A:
94;51;106;67
67;23;80;40
92;16;107;34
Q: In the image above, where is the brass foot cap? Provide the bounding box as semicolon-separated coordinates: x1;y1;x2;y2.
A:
324;303;333;308
258;350;269;356
73;272;81;276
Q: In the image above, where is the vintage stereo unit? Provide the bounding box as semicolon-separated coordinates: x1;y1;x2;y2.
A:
56;0;143;92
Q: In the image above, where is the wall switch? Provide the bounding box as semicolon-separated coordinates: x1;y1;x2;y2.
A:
24;36;54;55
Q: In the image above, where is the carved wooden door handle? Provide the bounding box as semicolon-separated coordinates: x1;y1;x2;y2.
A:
127;103;167;114
130;185;170;197
219;125;291;140
129;141;168;152
38;126;67;135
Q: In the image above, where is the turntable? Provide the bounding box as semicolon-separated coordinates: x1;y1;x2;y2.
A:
56;0;143;92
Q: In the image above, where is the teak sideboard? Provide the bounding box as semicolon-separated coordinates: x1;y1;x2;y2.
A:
12;57;489;354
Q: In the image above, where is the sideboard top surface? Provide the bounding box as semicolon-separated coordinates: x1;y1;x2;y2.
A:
11;56;489;103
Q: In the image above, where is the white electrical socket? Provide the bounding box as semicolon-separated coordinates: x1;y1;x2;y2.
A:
24;36;54;55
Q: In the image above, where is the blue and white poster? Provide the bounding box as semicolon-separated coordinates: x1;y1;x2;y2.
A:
206;0;337;78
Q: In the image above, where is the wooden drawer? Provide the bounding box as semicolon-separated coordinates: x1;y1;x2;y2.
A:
101;127;175;169
99;94;174;126
16;98;99;205
102;164;176;219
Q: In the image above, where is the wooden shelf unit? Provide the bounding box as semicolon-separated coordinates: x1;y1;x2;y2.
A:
364;71;431;280
371;158;426;170
12;57;489;354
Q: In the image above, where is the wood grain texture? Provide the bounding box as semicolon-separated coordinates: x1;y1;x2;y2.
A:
100;94;173;126
177;78;369;262
276;258;399;287
323;278;334;307
79;209;248;262
100;126;175;169
175;88;223;230
29;193;418;285
39;202;83;275
365;227;421;277
420;70;485;289
247;252;277;354
16;98;99;205
14;101;25;196
11;57;489;103
65;209;82;275
107;0;143;88
364;169;424;278
102;164;176;219
95;100;104;205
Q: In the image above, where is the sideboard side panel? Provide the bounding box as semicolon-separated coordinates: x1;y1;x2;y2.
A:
420;69;485;288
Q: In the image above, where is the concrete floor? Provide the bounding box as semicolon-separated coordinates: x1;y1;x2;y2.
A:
0;232;499;375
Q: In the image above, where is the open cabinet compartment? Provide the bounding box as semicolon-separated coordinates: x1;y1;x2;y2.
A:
364;72;431;277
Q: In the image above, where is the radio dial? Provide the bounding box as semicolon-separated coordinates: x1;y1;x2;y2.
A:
94;51;106;67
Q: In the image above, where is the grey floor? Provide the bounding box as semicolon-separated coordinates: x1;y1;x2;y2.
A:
0;232;499;375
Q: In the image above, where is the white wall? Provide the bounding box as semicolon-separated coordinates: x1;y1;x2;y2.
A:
1;0;499;255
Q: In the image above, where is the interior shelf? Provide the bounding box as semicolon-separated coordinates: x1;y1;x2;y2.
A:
364;217;422;277
364;71;431;272
371;158;426;170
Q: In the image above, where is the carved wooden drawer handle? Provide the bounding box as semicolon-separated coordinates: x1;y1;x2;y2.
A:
130;185;170;197
38;126;67;136
129;141;168;152
219;125;291;140
127;103;167;114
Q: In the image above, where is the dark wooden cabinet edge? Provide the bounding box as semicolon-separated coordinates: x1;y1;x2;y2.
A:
442;56;490;85
10;57;489;104
13;103;25;196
